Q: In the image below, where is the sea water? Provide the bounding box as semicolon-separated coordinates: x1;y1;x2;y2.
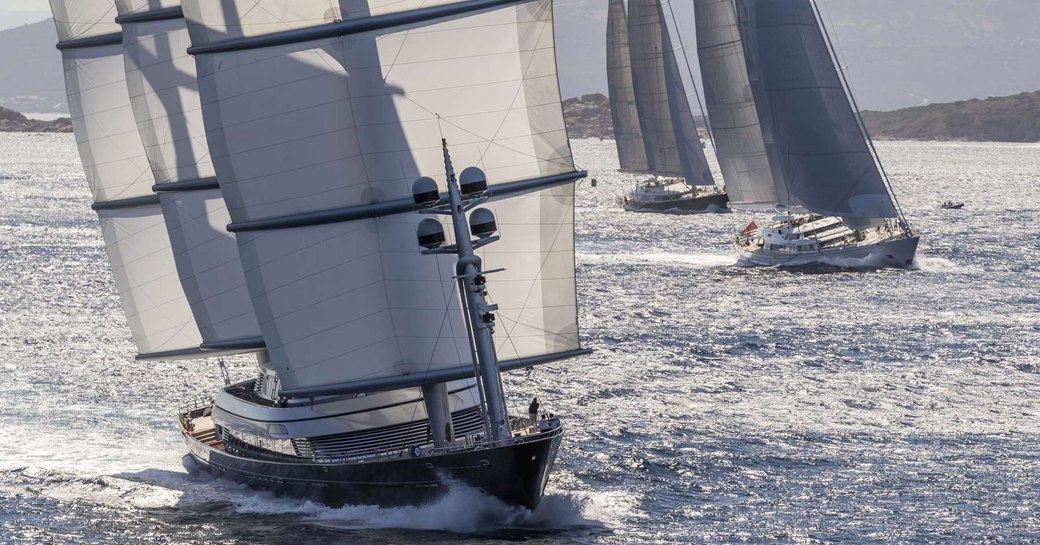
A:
1;134;1038;544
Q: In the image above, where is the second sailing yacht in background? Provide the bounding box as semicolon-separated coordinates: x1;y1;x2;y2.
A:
609;0;728;213
696;0;919;267
54;0;590;510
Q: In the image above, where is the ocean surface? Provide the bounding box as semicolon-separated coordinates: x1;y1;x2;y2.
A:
1;134;1038;544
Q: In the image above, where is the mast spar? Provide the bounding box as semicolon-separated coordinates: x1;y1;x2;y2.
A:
413;140;513;443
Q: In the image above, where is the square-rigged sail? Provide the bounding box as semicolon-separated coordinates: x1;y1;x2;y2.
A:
51;0;204;359
116;0;264;352
181;0;585;396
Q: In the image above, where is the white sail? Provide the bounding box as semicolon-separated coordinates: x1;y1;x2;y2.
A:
606;0;649;172
52;0;203;359
694;0;778;208
118;2;263;350
181;0;584;395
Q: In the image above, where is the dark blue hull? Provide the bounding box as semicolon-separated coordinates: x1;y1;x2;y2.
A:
184;427;563;509
623;192;730;213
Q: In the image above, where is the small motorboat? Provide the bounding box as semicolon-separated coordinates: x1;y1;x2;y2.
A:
940;201;964;210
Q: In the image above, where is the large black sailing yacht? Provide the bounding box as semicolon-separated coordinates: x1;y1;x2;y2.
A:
52;0;590;509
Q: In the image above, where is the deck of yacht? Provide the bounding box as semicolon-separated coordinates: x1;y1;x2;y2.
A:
180;408;224;450
737;216;905;252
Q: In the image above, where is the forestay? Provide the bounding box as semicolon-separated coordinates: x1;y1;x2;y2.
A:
694;0;778;207
182;0;584;395
606;0;649;172
117;1;263;350
51;0;203;359
744;0;897;218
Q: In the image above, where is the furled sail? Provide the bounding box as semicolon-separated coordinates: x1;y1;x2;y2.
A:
51;0;204;359
116;1;263;351
627;0;713;185
694;0;778;208
181;0;586;396
606;0;649;172
742;0;897;218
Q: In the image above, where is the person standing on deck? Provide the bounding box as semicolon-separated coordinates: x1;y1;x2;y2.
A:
528;397;541;426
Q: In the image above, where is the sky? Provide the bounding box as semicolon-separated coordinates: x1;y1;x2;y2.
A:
0;0;50;31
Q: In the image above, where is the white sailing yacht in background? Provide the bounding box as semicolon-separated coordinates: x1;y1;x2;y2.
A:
52;0;590;509
695;0;919;267
609;0;729;213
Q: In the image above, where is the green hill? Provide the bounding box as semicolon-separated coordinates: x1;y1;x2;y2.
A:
861;91;1040;142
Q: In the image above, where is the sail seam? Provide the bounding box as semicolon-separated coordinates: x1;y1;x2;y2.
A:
187;0;533;55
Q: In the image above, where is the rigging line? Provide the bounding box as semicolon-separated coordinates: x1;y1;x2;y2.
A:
662;0;716;154
811;0;908;227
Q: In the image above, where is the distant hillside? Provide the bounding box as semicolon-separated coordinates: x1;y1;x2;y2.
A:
565;91;1040;143
862;91;1040;142
563;94;614;139
557;0;1040;111
0;19;65;113
563;93;709;140
0;106;71;132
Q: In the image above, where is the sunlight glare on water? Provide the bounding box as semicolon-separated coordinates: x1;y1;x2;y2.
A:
1;134;1039;543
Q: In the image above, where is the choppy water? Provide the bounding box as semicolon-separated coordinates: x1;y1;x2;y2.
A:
1;133;1039;544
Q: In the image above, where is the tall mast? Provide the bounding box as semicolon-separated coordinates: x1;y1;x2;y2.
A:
415;140;511;443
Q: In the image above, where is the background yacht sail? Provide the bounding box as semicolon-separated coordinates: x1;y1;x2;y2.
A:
51;0;204;359
742;0;898;219
695;0;777;207
606;0;649;172
627;0;680;175
660;10;713;187
181;0;585;396
117;1;263;351
627;0;713;185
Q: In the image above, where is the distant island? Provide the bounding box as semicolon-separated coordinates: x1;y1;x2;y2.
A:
564;91;1040;143
860;91;1040;142
562;94;614;140
0;106;71;132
